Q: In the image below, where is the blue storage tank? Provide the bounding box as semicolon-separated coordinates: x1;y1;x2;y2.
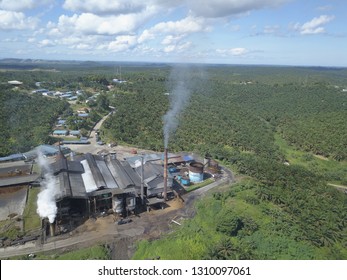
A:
169;166;177;173
181;177;190;186
189;162;204;183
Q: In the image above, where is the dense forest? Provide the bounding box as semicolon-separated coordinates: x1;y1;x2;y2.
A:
100;64;347;259
0;61;346;259
0;88;68;156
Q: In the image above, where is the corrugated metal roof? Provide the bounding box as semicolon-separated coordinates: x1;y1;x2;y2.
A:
85;153;106;188
122;161;141;187
106;157;135;189
69;173;87;198
57;172;72;198
0;154;24;162
51;157;68;175
81;159;98;193
95;159;118;189
23;145;70;160
61;140;90;144
68;161;85;173
53;130;68;134
146;177;165;197
46;153;144;200
0;174;40;187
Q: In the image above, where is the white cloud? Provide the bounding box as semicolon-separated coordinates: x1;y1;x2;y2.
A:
107;35;138;52
217;47;249;56
0;10;38;30
63;0;146;15
163;41;192;53
38;39;54;47
163;45;176;53
187;0;290;18
139;15;209;44
295;15;335;35
52;12;151;36
62;0;289;19
72;43;92;50
161;35;185;45
152;16;208;34
137;29;155;44
0;0;53;11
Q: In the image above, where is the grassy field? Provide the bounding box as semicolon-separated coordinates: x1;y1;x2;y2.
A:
22;187;41;233
185;178;214;192
274;133;347;186
12;244;111;260
132;179;333;260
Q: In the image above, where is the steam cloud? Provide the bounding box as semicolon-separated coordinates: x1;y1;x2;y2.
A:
36;149;58;223
163;65;193;148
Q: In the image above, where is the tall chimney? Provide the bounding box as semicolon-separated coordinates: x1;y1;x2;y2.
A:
140;156;144;204
163;148;168;200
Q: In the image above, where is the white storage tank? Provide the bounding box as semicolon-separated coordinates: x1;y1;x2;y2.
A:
113;197;124;214
188;162;204;183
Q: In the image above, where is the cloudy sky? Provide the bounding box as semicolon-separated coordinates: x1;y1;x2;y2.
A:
0;0;346;66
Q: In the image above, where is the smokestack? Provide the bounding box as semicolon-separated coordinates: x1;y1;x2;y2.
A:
49;222;55;237
140;156;144;204
163;148;168;200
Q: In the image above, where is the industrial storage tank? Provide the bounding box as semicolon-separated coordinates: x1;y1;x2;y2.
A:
188;162;204;183
113;197;124;214
126;196;136;212
168;166;178;173
181;177;190;186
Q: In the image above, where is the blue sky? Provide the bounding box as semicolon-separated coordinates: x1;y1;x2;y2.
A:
0;0;346;66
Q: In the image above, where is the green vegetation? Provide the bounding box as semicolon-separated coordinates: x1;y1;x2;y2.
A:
0;89;69;156
274;133;347;185
133;179;347;260
101;64;346;260
0;220;21;240
22;187;41;232
52;245;110;260
1;61;346;259
185;178;214;192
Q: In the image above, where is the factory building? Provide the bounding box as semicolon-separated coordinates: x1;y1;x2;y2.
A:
49;150;140;223
44;148;177;235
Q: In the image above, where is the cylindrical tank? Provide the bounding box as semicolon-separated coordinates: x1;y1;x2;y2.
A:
189;162;204;183
169;166;177;173
113;197;124;214
126;197;136;212
181;177;190;186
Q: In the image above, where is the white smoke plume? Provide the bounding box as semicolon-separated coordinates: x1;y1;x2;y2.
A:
163;65;194;148
36;149;58;223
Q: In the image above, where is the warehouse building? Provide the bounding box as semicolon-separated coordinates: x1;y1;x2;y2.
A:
43;148;176;233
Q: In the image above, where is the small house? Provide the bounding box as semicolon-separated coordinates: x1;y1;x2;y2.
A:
53;130;68;136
